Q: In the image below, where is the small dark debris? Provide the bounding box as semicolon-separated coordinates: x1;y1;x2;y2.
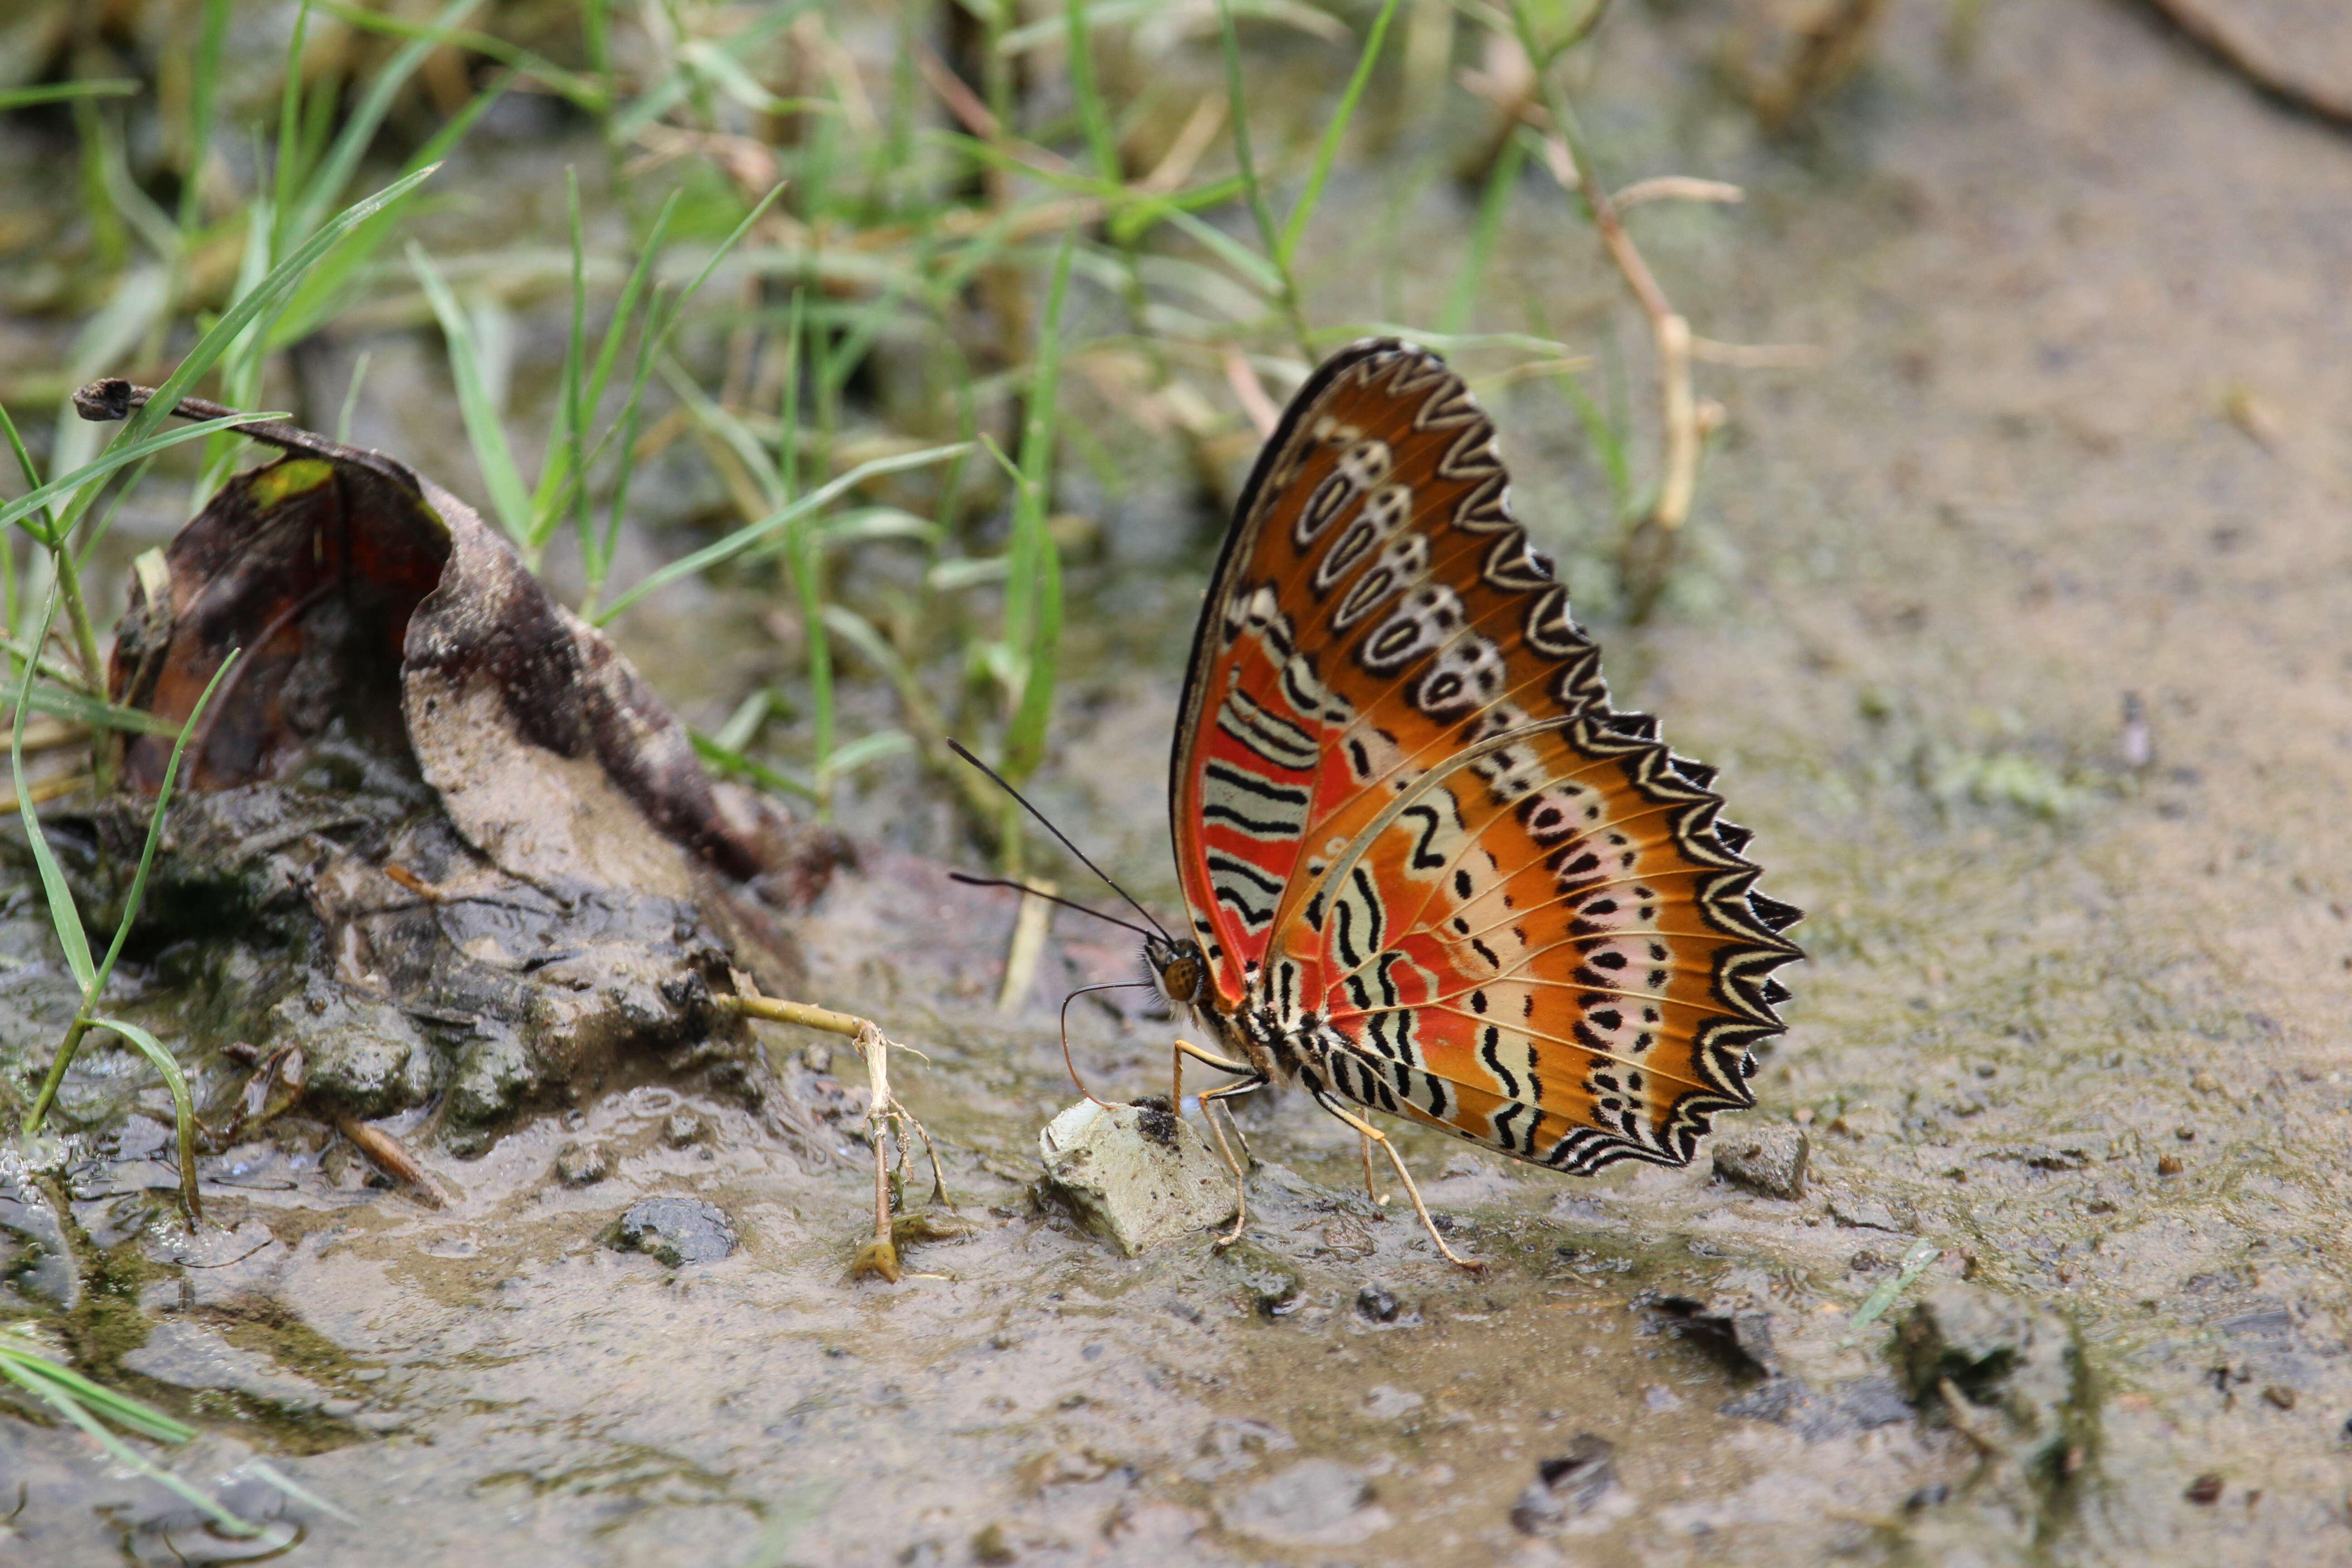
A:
2184;1472;2224;1505
2157;1155;2184;1176
2262;1386;2295;1411
1357;1284;1401;1323
1851;1250;1887;1272
1510;1435;1617;1535
1904;1483;1951;1512
1132;1095;1179;1148
970;1521;1016;1563
1645;1294;1779;1377
609;1196;739;1266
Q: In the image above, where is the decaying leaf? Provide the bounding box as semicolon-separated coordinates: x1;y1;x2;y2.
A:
74;381;852;1153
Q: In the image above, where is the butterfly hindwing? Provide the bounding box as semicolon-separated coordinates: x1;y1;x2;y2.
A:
1170;340;1799;1172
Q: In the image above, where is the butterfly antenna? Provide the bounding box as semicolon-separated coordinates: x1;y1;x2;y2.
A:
1060;981;1154;1109
946;738;1174;941
948;873;1158;941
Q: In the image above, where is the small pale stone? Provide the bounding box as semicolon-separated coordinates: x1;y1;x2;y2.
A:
1037;1098;1236;1258
1713;1127;1809;1199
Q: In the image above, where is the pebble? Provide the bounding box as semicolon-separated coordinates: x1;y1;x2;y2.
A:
1712;1127;1808;1199
1035;1098;1235;1257
609;1196;738;1266
662;1112;710;1149
554;1142;612;1188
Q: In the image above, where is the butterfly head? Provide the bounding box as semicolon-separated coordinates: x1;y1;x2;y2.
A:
1143;932;1208;1018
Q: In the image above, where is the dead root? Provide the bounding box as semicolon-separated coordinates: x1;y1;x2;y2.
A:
718;990;952;1284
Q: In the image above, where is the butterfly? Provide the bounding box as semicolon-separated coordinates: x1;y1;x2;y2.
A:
1145;339;1802;1269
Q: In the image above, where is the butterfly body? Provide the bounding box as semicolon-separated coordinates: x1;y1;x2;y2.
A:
1156;342;1800;1246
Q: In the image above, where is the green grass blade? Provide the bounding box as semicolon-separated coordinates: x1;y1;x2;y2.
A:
0;400;57;544
649;184;788;360
241;1457;359;1526
594;444;970;625
269;84;506;349
1;1356;259;1535
90;652;238;997
1215;0;1285;264
83;160;442;535
285;0;484;246
824;729;915;775
411;243;534;543
525;168;592;554
1000;230;1076;785
1844;1239;1944;1343
610;5;808;141
271;1;317;243
93;1016;201;1223
690;733;819;804
0;80;140;111
584;192;680;421
1065;0;1122;180
1276;0;1402;271
0;1344;196;1444
1440;131;1527;335
176;0;233;236
318;0;605;111
13;593;96;991
335;350;373;444
13;683;181;736
0;413;287;542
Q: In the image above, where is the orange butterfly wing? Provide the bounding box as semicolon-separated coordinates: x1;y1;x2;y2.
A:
1171;341;1799;1172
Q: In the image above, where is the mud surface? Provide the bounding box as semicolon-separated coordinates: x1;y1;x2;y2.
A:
5;3;2352;1565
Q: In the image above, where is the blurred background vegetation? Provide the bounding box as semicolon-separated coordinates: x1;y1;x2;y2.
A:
0;0;1879;875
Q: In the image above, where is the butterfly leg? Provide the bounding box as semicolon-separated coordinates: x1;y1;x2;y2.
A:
1359;1132;1380;1207
1197;1080;1266;1248
1314;1097;1484;1273
1170;1037;1254;1120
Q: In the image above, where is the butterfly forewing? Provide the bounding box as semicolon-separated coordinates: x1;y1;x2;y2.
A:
1171;341;1799;1172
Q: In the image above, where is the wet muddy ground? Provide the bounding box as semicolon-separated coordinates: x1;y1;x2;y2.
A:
5;2;2352;1564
